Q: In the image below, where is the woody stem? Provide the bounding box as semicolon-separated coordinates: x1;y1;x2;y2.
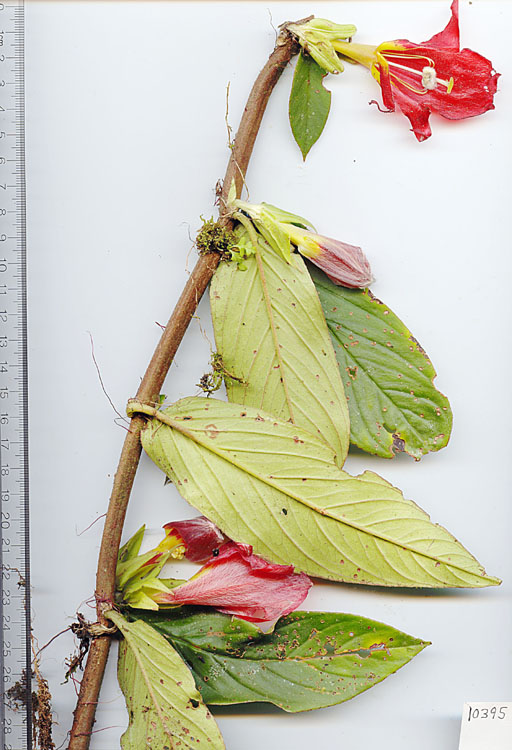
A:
67;22;303;750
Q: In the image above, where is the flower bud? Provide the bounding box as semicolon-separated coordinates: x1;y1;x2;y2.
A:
283;223;373;288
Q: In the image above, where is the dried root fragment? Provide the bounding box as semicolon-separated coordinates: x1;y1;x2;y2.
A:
197;352;246;396
8;653;55;750
33;659;55;750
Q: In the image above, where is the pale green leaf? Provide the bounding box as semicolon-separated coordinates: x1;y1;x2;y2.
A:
210;238;350;467
312;267;453;459
289;51;332;160
136;608;429;713
130;397;500;589
110;610;225;750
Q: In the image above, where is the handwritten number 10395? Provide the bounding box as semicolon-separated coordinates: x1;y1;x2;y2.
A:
468;706;508;722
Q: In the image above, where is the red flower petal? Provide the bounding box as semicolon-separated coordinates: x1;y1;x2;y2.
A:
424;0;459;51
376;62;395;112
154;542;312;622
162;516;226;563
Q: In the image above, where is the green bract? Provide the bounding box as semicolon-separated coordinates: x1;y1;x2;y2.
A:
288;19;357;74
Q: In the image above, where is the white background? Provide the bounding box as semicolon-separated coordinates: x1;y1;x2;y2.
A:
27;2;511;749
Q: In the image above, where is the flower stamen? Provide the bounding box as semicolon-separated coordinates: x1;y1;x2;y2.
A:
388;70;430;96
377;53;454;95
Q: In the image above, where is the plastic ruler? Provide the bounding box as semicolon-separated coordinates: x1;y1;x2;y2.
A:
0;1;31;749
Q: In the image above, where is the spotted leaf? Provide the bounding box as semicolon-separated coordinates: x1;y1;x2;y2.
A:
136;608;429;712
311;266;453;459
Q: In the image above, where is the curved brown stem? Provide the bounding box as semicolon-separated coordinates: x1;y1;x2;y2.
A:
67;24;302;750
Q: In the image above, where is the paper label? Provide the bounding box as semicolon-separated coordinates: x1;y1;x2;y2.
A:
458;702;512;749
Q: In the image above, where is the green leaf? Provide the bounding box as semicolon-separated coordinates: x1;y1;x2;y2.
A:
110;610;225;750
118;525;145;564
130;397;500;588
289;51;331;160
210;237;350;467
134;608;429;713
311;266;453;459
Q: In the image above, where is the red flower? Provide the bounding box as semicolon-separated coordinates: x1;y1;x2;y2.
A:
333;1;499;141
159;516;226;563
153;542;312;622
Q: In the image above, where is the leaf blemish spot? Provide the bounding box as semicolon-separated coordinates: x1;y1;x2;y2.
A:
205;423;220;439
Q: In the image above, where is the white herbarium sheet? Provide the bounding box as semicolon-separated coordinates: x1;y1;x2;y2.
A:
28;2;511;749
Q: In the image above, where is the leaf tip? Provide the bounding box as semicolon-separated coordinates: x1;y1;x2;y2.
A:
486;574;502;586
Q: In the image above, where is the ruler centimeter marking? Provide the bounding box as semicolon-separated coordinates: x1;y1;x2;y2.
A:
0;2;31;750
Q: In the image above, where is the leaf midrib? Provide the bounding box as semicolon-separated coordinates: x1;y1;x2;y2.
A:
254;247;296;423
167;634;420;665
